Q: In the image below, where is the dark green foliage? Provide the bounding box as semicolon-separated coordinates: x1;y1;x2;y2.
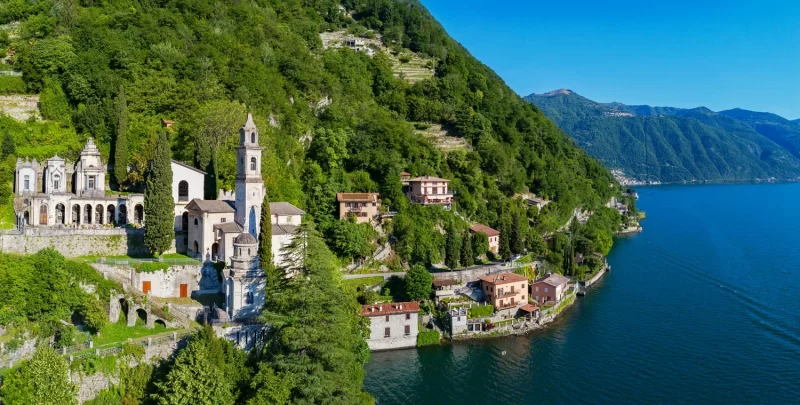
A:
460;231;474;267
498;212;512;260
1;130;14;158
143;131;175;256
328;218;375;261
444;225;461;269
417;330;440;347
0;249;120;335
258;223;372;404
527;90;800;182
39;77;70;123
510;207;526;255
0;347;77;405
113;86;129;186
471;231;489;258
403;264;433;301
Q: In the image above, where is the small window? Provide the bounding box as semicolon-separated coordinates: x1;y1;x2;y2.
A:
385;315;389;322
194;218;198;225
88;175;96;190
545;287;549;292
251;133;255;144
384;327;390;338
54;174;60;190
23;175;30;191
535;286;538;292
404;325;410;336
178;181;189;201
250;157;257;171
221;218;226;223
405;313;410;320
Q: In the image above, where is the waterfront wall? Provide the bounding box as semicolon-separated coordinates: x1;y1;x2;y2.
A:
584;266;608;288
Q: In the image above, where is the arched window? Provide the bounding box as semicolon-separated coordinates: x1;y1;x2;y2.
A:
194;218;198;225
107;204;115;225
134;204;144;224
118;204;127;225
72;204;80;224
55;203;65;225
53;174;60;191
250;157;257;171
251;133;255;144
178;181;189;201
95;204;103;224
84;204;92;224
39;204;48;225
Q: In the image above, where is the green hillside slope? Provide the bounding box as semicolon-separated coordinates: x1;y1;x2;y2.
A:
526;90;800;183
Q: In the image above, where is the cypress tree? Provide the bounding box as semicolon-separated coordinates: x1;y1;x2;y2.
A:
144;131;175;256
444;226;461;270
511;208;525;255
114;86;129;187
258;193;278;290
460;231;474;267
1;130;14;158
499;212;512;260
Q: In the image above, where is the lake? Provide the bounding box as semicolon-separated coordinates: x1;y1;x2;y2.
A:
364;183;800;404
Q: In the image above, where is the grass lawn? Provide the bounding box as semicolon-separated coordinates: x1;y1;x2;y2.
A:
159;293;224;308
94;315;175;347
78;252;200;266
0;203;14;230
341;276;385;294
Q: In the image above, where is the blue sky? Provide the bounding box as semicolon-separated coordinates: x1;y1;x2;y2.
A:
421;0;800;119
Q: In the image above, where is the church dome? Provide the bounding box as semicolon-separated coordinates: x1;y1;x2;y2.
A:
234;233;258;245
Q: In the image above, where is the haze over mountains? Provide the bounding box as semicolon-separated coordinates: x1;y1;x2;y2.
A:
525;90;800;183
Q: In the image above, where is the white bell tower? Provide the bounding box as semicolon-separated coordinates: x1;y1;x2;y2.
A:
234;112;265;236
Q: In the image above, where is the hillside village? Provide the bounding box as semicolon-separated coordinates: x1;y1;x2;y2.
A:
0;0;644;403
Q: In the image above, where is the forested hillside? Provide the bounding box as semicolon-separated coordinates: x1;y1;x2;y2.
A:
527;90;800;183
0;0;627;402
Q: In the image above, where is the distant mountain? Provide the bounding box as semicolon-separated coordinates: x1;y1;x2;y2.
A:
525;90;800;183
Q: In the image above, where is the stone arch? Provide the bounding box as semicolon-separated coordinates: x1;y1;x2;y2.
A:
154;319;167;329
84;204;92;224
23;211;29;225
55;203;65;225
134;204;144;224
95;204;103;224
193;240;199;256
182;212;189;231
136;308;148;325
212;243;219;260
118;298;129;323
178;180;189;201
72;204;80;224
107;204;116;225
39;204;48;225
118;204;127;225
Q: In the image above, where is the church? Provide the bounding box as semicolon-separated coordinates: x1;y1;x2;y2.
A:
14;112;303;321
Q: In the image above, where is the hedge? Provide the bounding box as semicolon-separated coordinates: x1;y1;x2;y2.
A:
134;262;171;273
468;304;494;319
417;330;440;347
0;76;25;94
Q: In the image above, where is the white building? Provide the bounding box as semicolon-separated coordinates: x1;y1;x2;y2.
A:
13;138;145;227
185;113;304;267
223;233;265;321
361;302;420;351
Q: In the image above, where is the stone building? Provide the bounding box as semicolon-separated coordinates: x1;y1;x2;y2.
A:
336;192;381;224
14;138;145;227
223;233;265;320
361;302;420;351
184;113;304;268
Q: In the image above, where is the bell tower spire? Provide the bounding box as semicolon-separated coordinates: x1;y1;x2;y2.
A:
235;112;265;236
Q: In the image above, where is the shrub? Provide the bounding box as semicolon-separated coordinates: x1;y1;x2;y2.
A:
468;304;494;319
0;76;25;94
134;262;171;273
416;330;440;347
398;55;411;63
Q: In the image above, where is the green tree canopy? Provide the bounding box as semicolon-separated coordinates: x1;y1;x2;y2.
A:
1;347;77;405
143;130;175;256
404;264;433;301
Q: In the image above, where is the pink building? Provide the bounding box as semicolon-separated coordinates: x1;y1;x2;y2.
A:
530;273;570;304
406;176;453;210
469;223;500;254
479;273;529;311
337;192;381;224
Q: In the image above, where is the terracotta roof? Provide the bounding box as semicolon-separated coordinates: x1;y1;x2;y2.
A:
186;199;235;213
269;202;305;216
400;171;411;176
336;192;379;202
520;304;539;313
470;223;500;237
432;279;459;287
534;273;570;288
478;272;528;285
361;302;420;317
407;175;450;182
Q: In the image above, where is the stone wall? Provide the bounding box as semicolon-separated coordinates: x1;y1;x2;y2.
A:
131;265;202;298
0;228;147;257
431;262;536;283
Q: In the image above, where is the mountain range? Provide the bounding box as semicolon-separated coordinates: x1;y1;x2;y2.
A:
525;90;800;183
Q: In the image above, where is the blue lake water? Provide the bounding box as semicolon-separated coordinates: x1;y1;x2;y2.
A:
364;183;800;404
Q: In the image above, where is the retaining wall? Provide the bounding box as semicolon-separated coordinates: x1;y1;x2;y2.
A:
0;228;147;257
